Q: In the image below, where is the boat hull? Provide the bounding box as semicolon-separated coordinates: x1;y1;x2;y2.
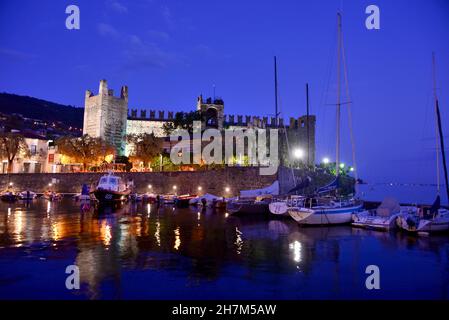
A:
398;209;449;233
94;189;129;202
228;202;270;215
289;203;363;225
352;211;400;231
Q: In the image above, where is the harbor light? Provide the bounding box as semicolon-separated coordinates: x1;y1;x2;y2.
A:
48;183;53;187
225;187;230;193
322;157;330;164
293;148;304;159
9;182;13;187
173;185;177;190
197;186;202;191
148;184;152;189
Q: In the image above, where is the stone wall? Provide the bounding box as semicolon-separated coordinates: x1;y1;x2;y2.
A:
1;167;277;197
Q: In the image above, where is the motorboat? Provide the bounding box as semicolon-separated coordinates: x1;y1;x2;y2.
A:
161;194;176;205
352;197;417;231
227;195;272;215
1;191;17;202
17;190;38;200
269;195;306;217
397;196;449;233
175;194;197;208
93;172;131;202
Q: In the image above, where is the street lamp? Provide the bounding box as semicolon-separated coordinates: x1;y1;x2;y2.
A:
225;187;230;193
293;148;304;159
148;184;152;189
322;157;330;165
197;186;202;191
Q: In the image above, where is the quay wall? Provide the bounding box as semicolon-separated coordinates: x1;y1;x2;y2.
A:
0;167;277;196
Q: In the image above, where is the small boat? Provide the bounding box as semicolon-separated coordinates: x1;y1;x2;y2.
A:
397;196;449;233
269;195;306;217
352;197;417;231
142;193;157;203
288;196;363;225
190;193;225;208
129;193;144;202
161;194;176;205
93;172;130;203
1;191;17;202
227;196;272;215
17;190;38;200
44;191;62;201
175;194;197;208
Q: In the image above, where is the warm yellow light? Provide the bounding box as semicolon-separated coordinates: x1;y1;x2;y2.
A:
198;186;202;191
225;187;230;193
173;185;177;190
148;184;152;189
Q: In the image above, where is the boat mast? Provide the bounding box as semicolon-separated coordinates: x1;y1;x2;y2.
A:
336;13;342;179
306;83;310;166
432;53;449;204
274;56;280;124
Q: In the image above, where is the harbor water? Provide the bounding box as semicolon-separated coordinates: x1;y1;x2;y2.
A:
0;198;448;300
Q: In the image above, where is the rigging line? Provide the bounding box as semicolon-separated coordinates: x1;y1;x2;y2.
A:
432;55;440;195
319;26;337;160
341;24;359;194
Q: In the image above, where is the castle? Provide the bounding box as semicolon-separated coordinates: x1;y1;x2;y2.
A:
83;80;316;166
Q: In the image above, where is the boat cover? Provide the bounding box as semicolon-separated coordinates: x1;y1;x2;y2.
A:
376;197;400;217
240;181;279;198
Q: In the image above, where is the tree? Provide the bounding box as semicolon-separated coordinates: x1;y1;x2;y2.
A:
163;111;201;135
126;133;163;169
0;133;30;173
56;135;115;171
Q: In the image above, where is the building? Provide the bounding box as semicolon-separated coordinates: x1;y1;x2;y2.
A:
83;80;316;167
83;80;128;155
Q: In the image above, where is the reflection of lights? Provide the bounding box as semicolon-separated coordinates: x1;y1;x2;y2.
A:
101;221;112;246
47;202;51;214
7;207;11;216
14;211;24;244
174;227;181;250
147;203;151;215
197;212;201;221
52;222;60;241
235;227;243;255
289;241;302;263
155;221;161;246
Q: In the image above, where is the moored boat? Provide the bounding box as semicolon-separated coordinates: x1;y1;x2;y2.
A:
175;194;197;208
1;191;17;202
17;190;38;200
269;195;305;217
352;197;416;231
289;196;363;225
227;196;272;215
93;172;130;203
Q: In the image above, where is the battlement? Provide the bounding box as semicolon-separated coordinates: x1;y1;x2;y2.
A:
85;79;128;101
127;108;315;130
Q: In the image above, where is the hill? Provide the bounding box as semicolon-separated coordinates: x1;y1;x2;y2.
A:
0;92;83;128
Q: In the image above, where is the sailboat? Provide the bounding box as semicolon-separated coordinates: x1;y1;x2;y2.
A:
288;12;363;225
398;53;449;233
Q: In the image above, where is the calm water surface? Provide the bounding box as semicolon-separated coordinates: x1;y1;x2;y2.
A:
0;199;449;300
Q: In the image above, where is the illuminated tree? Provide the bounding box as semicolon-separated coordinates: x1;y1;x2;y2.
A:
56;135;115;171
126;133;163;169
0;133;30;173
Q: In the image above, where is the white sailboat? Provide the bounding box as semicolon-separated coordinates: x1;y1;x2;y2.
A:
288;12;363;226
398;53;449;234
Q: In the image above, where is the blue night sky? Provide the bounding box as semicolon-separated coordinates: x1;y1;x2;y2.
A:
0;0;449;192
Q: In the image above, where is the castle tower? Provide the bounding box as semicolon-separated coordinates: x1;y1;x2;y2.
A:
83;79;128;155
197;95;224;130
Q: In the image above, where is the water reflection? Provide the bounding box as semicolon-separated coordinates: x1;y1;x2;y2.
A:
0;199;448;299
